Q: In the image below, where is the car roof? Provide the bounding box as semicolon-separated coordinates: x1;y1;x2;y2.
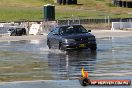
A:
56;24;82;28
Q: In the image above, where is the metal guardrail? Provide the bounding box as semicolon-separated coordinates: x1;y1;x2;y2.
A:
0;18;132;35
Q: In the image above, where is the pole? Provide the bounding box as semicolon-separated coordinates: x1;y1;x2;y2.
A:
108;16;110;28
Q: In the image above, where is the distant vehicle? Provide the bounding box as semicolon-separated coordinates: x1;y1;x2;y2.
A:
47;25;97;51
8;28;26;36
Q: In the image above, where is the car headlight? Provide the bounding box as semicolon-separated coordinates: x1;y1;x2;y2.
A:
63;39;75;43
88;36;95;41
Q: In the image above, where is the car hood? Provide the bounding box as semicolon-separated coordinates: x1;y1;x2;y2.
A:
61;33;95;39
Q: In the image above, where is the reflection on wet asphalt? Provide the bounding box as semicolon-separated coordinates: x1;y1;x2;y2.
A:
48;50;97;80
0;37;131;82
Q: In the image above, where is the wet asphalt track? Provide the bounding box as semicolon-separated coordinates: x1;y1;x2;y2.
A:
0;36;132;88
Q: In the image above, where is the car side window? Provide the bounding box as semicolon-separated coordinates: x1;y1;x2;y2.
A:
60;28;66;35
52;27;59;34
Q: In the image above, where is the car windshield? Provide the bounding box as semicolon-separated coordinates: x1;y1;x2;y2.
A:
60;25;88;35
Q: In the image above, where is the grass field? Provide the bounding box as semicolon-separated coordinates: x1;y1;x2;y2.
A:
0;0;131;21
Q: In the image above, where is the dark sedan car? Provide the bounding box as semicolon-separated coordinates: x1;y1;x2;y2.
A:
8;28;26;36
47;25;97;51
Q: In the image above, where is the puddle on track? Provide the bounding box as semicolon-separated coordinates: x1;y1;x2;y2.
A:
0;37;131;83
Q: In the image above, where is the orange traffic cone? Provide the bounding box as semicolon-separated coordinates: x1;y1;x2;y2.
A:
84;71;88;78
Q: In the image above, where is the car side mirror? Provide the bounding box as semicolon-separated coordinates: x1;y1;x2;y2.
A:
88;30;91;32
53;33;59;35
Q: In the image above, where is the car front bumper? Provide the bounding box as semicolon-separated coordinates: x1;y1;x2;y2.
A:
61;41;97;50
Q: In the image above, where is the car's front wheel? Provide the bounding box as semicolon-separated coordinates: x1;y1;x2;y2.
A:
59;42;66;51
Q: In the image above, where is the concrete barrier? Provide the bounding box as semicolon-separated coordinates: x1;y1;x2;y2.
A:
111;22;132;31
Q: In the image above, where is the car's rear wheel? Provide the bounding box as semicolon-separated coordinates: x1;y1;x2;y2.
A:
47;40;51;49
59;42;63;50
90;46;97;51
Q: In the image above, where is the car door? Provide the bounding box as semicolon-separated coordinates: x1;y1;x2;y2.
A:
50;27;60;49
